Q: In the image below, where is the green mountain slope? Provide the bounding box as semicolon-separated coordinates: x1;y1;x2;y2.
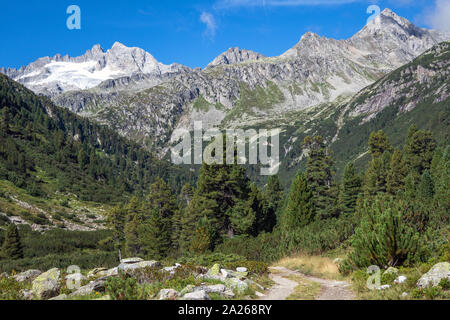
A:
0;74;190;231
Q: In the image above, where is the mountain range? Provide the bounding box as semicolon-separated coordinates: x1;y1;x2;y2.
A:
1;8;449;180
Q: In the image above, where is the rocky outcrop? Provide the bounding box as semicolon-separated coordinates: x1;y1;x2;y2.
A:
13;270;42;282
32;268;61;299
417;262;450;288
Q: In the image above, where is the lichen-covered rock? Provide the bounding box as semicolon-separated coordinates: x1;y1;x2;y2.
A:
417;262;450;288
14;270;42;282
87;268;107;278
66;273;87;283
32;268;61;300
118;260;161;273
182;290;211;300
158;289;179;300
208;264;221;276
120;257;144;264
180;285;195;296
69;277;107;297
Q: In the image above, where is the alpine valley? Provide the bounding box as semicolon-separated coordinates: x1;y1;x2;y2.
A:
0;8;449;301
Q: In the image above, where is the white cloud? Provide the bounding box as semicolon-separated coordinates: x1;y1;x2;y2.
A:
200;12;218;39
215;0;362;9
425;0;450;32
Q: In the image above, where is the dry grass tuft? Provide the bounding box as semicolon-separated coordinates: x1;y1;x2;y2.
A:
275;254;343;280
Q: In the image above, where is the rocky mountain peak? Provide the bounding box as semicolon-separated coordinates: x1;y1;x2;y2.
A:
206;47;265;68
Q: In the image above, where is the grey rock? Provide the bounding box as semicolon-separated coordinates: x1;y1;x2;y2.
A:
236;267;248;273
120;257;144;264
118;260;162;273
158;289;179;300
14;270;42;282
417;262;450;288
87;268;107;278
182;290;211;301
32;268;61;300
70;277;107;297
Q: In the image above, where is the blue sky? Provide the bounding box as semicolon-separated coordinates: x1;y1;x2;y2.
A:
0;0;448;69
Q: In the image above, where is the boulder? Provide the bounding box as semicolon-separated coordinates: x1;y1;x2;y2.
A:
120;257;144;264
220;269;233;279
208;264;221;276
158;289;179;300
236;267;248;273
87;268;107;278
105;267;119;277
66;273;87;283
14;270;42;282
255;291;265;298
417;262;450;288
69;277;107;297
225;278;249;294
182;290;211;300
199;284;227;294
32;268;61;300
118;260;161;273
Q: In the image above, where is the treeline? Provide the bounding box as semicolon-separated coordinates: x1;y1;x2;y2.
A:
105;125;448;269
107;160;284;260
0;73;190;203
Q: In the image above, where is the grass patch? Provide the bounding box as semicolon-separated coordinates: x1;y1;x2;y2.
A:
275;254;343;280
286;275;321;300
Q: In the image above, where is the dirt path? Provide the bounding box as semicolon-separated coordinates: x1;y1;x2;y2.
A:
260;266;355;300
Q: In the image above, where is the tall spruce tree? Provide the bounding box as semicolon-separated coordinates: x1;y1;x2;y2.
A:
364;151;391;196
368;130;392;158
417;170;434;200
403;125;436;178
303;136;336;219
0;224;23;260
139;208;171;260
339;162;362;215
387;149;408;195
124;196;143;257
281;172;314;233
106;204;127;261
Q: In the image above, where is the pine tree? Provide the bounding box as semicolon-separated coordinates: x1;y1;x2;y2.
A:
180;183;194;206
387;149;408;195
349;195;423;268
0;224;23;260
303;136;336;219
124;196;143;257
364;151;391;196
368;130;392;159
417;170;434;200
190;217;214;254
403;125;436;178
106;204;127;262
263;175;284;219
139;208;171;260
281;172;314;232
339;162;362;215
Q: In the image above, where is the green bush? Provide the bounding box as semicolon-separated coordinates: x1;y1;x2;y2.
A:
106;273;139;300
